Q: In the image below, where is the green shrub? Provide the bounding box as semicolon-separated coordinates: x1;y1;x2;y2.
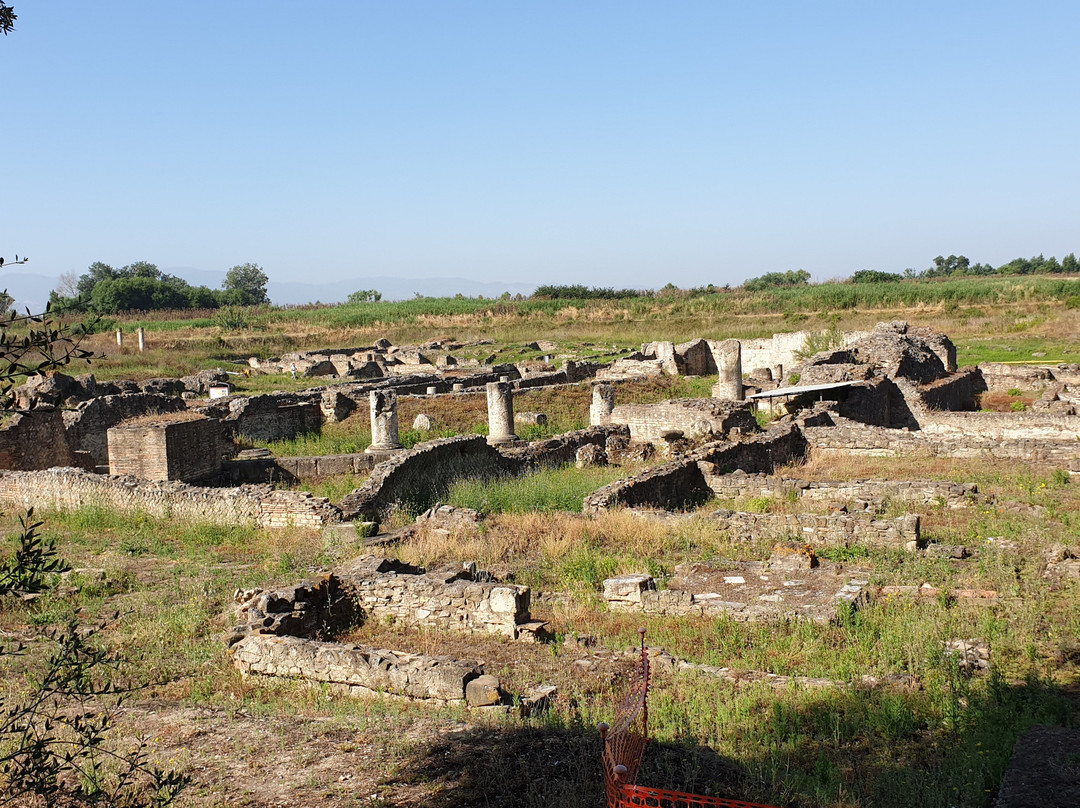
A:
1010;401;1027;412
1008;388;1022;396
1064;295;1080;309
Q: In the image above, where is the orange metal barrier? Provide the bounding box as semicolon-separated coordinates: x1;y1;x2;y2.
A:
599;629;785;808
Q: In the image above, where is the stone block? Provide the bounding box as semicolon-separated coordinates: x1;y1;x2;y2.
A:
465;674;503;707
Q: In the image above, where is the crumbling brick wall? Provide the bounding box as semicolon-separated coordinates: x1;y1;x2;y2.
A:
0;411;74;470
63;393;189;467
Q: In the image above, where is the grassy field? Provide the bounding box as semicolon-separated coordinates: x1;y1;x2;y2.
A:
1;283;1078;807
1;450;1076;807
41;274;1080;385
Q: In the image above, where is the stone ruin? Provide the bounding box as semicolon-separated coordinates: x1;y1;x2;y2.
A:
603;544;870;623
226;555;546;704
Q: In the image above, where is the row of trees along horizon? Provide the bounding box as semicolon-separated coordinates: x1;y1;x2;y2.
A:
32;251;1080;315
47;261;269;313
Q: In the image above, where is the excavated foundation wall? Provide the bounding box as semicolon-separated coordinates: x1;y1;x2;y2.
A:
804;419;1080;466
226;556;537;701
0;468;340;528
702;470;978;508
708;510;921;547
582;424;809;513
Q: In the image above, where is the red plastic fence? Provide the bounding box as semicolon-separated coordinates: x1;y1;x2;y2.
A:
599;630;785;808
615;784;785;808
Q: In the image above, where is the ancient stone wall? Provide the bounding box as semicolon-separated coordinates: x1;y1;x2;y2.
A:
231;636;480;701
215;396;324;443
740;331;814;375
107;418;222;482
500;424;627;470
804;420;1080;466
339;435;517;522
608;399;758;443
0;411;74;470
978;362;1055;391
708;509;920;547
0;468;340;529
221;452;377;484
583;424;809;513
701;470;978;508
63;393;189;467
918;369;987;412
335;557;532;638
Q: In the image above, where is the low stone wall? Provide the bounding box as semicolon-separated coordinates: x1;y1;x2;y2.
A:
978;362;1055;391
339;435;517;522
500;424;627;470
602;571;869;623
805;418;1080;466
707;510;920;548
221;452;376;485
231;635;480;701
335;556;534;639
226;555;539;701
0;411;74;470
583;424;809;513
229;556;536;643
608;399;757;442
919;411;1080;443
0;468;340;529
701;470;979;509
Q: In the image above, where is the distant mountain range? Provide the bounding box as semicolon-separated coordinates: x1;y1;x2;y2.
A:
0;270;536;312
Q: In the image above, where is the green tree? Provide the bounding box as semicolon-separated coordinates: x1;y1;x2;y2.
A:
850;269;901;283
0;2;16;36
347;289;382;304
223;262;269;305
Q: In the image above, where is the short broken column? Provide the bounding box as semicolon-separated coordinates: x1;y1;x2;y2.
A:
712;339;744;401
590;382;615;426
773;364;784;383
137;327;146;352
486;381;519;445
115;328;123;348
365;390;403;454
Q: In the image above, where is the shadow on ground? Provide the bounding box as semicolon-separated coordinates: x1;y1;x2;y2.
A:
381;722;747;808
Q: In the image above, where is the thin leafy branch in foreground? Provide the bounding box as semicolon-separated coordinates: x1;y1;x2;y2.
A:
0;611;190;807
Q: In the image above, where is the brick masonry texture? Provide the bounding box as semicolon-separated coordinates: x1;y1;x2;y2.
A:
107;418;222;482
0;411;74;470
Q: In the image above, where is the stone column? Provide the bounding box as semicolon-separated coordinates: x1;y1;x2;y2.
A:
773;364;784;384
365;390;402;454
115;328;123;348
711;339;744;401
486;381;518;445
590;382;615;426
137;328;146;352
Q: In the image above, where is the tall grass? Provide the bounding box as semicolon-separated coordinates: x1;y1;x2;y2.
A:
445;465;628;514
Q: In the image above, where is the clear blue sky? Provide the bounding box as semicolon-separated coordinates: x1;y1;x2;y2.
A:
4;1;1079;294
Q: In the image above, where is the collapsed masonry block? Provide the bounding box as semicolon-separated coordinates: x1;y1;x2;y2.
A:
231;635;480;702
